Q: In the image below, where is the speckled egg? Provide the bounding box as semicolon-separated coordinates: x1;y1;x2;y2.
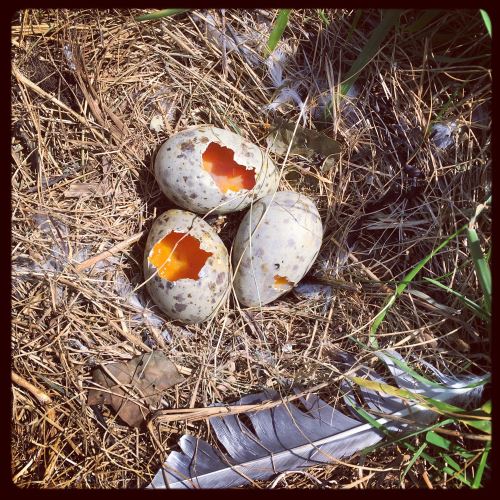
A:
232;191;323;307
143;210;230;324
154;125;279;214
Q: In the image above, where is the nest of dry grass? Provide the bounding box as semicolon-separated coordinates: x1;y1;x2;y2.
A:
12;9;491;489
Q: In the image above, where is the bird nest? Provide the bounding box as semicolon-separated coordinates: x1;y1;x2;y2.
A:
11;9;491;488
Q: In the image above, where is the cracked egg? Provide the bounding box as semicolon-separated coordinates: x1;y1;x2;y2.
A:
143;209;230;324
154;125;279;214
232;191;323;307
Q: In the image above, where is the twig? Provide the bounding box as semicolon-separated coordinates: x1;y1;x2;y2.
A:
13;64;90;128
330;236;463;318
12;371;58;435
12;371;52;404
152;381;330;424
75;231;145;272
341;472;376;489
12;64;140;175
422;470;434;489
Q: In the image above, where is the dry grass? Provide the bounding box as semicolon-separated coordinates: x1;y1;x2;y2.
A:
11;9;491;488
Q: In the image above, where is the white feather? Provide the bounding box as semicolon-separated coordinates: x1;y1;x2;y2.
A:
431;121;458;149
266;87;305;113
148;349;488;488
114;273;169;340
265;46;290;88
202;12;262;68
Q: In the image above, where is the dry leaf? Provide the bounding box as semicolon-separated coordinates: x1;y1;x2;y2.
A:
266;118;342;158
87;351;185;427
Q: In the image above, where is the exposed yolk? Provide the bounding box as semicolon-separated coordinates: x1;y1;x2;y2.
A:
202;142;256;193
273;275;292;289
148;232;212;281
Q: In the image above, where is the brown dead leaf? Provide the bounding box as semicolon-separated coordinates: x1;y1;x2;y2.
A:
87;351;185;427
266;118;342;158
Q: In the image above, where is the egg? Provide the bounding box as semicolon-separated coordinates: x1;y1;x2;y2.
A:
154;125;279;214
232;191;323;307
143;209;230;324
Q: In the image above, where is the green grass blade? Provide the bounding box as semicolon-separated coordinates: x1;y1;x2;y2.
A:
364;419;455;455
346;10;364;43
350;396;486;489
378;351;443;388
480;9;492;37
266;9;292;54
426;430;452;451
400;442;427;483
317;9;329;26
348;401;441;468
443;461;472;487
340;9;402;96
481;400;491;414
350;377;491;433
402;10;443;33
135;9;190;22
472;446;490;488
459;415;491;434
423;277;490;322
466;228;491;315
370;224;467;339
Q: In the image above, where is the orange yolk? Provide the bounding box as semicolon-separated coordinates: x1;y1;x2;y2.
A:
273;275;292;289
148;232;212;281
202;142;256;193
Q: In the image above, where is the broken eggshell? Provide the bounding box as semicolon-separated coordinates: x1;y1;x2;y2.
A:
232;191;323;307
143;210;230;324
154;125;279;214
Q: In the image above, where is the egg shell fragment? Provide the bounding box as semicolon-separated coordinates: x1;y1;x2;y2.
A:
154;125;279;214
143;210;230;324
232;191;323;307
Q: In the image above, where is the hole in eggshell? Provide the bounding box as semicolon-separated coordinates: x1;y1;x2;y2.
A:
202;142;256;193
148;232;212;281
273;275;293;290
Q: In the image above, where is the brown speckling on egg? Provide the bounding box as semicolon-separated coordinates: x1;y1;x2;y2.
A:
180;141;195;152
254;247;264;258
144;209;230;324
154;126;279;214
231;191;323;307
174;303;188;312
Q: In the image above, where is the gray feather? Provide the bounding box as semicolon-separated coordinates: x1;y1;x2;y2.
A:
148;349;488;489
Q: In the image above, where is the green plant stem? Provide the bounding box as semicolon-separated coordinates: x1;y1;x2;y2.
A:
135;9;190;22
266;9;292;55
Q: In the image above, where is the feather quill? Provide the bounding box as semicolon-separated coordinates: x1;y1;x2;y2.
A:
148;349;488;489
